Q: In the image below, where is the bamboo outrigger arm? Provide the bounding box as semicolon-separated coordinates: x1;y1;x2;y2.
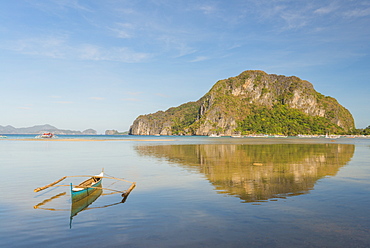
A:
34;184;133;194
122;182;136;197
34;175;135;192
34;176;67;192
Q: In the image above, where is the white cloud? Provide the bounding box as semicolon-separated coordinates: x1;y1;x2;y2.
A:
53;0;92;12
10;36;68;59
18;106;32;110
314;3;339;15
344;8;370;18
155;93;170;98
122;98;141;102
79;44;151;62
5;35;152;63
31;0;92;14
54;101;74;104
110;23;135;39
90;97;104;100
157;35;196;58
125;91;143;96
197;4;217;15
190;56;209;62
280;11;308;29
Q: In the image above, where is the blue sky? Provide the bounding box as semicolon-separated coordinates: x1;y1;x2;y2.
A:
1;0;369;133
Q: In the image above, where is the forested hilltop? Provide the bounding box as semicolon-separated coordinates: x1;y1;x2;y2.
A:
129;70;355;136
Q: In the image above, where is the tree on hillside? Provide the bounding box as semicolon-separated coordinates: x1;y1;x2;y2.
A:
363;126;370;135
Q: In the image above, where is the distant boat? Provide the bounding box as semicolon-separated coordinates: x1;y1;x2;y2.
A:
271;135;288;138
244;134;269;138
325;134;341;139
209;134;221;137
71;171;103;202
231;134;242;138
35;132;56;138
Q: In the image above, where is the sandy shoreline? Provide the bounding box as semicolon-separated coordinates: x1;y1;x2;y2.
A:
4;138;176;142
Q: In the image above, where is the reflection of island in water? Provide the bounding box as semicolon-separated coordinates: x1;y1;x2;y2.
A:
135;144;355;202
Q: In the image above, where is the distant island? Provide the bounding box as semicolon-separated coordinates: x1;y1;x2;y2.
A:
105;130;129;135
0;124;97;135
130;70;356;136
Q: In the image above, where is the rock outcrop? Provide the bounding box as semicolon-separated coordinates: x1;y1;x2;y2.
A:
129;70;355;136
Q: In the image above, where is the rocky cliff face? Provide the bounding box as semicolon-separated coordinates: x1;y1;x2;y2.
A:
129;70;355;135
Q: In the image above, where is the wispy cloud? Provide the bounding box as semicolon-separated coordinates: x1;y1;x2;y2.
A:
79;44;151;62
10;36;68;59
156;35;197;58
155;93;170;98
196;4;218;15
125;91;143;96
89;97;104;100
5;35;151;63
18;106;32;110
31;0;92;14
53;0;92;12
54;101;74;104
314;3;339;15
190;56;209;62
110;23;135;39
252;1;370;31
280;11;309;30
122;98;141;102
344;8;370;18
49;95;62;99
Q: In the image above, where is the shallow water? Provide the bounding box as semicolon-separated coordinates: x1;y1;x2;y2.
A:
0;136;369;247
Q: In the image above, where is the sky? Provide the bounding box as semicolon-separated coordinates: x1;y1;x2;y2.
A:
1;0;369;133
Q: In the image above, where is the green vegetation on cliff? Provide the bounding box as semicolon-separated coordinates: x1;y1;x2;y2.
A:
235;104;343;135
165;101;200;135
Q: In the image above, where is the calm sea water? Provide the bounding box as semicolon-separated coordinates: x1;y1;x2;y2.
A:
0;135;369;247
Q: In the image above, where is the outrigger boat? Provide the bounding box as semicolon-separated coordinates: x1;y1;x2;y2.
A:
71;171;103;202
34;170;136;199
34;170;136;228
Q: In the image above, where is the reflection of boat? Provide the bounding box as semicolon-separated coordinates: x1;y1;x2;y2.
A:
71;189;102;217
70;188;102;227
35;132;56;138
71;171;103;202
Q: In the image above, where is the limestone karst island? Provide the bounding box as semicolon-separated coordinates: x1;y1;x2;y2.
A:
129;70;354;136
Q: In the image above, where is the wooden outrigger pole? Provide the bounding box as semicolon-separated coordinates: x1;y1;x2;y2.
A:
122;182;136;197
34;176;67;192
34;175;136;194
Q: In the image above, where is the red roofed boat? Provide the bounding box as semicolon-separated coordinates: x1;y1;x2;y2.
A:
35;132;55;138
